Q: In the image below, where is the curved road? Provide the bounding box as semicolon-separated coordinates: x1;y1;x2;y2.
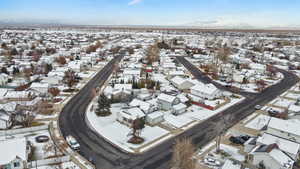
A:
59;55;299;169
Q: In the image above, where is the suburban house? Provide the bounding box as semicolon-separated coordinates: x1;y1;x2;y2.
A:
190;83;221;100
29;82;50;95
146;111;164;125
256;133;300;160
0;110;13;130
117;107;145;126
157;93;180;111
170;76;195;90
172;103;187;115
249;144;294;169
0;73;9;86
0;138;31;169
104;84;133;101
266;117;300;143
221;159;242;169
129;99;157;114
249;63;266;74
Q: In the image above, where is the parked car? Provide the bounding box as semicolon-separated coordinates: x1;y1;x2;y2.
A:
203;157;221;166
255;105;262;110
240;135;251;141
66;135;80;151
229;136;246;145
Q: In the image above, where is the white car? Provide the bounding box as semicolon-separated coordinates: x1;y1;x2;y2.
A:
255;105;262;110
203;157;221;166
66;135;80;151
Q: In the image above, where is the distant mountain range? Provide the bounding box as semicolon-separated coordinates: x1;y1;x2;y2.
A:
182;19;300;30
1;19;300;30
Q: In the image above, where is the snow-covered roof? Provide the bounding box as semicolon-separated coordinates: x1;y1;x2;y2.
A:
177;94;189;103
0;138;27;165
120;107;145;120
268;117;300;137
147;111;164;119
173;103;187;110
129;99;151;112
257;133;300;156
114;84;132;90
269;149;294;168
157;93;177;103
170;76;186;86
30;82;49;89
221;160;241;169
191;83;219;95
288;104;300;113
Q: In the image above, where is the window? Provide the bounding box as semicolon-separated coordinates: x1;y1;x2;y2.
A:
13;162;20;167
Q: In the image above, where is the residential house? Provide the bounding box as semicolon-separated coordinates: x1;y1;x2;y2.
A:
0;110;13;129
129;99;157;114
146;111;164;125
266;117;300;143
172;103;187;115
170;76;195;90
221;159;241;169
190;83;221;100
249;144;294;169
157;93;180;111
256;133;300;160
29;82;49;95
0;73;9;86
117;107;145;126
249;63;266;74
0;138;31;169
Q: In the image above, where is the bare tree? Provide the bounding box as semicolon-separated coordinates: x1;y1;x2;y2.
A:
146;43;160;64
171;138;196;169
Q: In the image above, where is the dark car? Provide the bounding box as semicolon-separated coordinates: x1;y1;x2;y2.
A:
229;136;246;145
240;135;251;141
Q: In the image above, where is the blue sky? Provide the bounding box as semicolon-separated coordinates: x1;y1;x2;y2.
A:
0;0;299;27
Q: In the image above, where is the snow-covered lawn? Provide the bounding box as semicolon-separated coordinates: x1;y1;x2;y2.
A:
217;144;245;162
285;92;300;100
86;103;170;153
162;97;245;130
245;114;271;130
164;114;194;128
273;98;295;107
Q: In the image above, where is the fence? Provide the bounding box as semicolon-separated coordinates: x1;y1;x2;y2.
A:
0;125;48;136
27;156;70;168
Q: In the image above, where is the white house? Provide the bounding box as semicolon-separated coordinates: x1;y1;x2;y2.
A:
172;103;187;115
30;82;49;94
0;110;12;129
288;104;300;114
257;133;300;160
157;93;180;111
170;76;195;90
0;73;9;86
232;73;244;83
146;111;164;125
0;138;31;169
221;159;241;169
249;63;266;74
129;99;157;114
117;107;145;126
190;83;221;100
250;144;294;169
266;117;300;143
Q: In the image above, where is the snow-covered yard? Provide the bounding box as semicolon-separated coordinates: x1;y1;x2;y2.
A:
86;103;171;153
273;98;295;107
245;114;271;130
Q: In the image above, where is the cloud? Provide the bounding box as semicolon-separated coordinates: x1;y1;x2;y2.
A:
128;0;143;5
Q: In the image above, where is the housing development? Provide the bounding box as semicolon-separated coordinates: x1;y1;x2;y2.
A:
1;27;300;169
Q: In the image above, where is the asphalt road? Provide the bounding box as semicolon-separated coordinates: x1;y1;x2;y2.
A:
59;55;299;169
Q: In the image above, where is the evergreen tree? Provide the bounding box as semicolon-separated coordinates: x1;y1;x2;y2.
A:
95;94;111;117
